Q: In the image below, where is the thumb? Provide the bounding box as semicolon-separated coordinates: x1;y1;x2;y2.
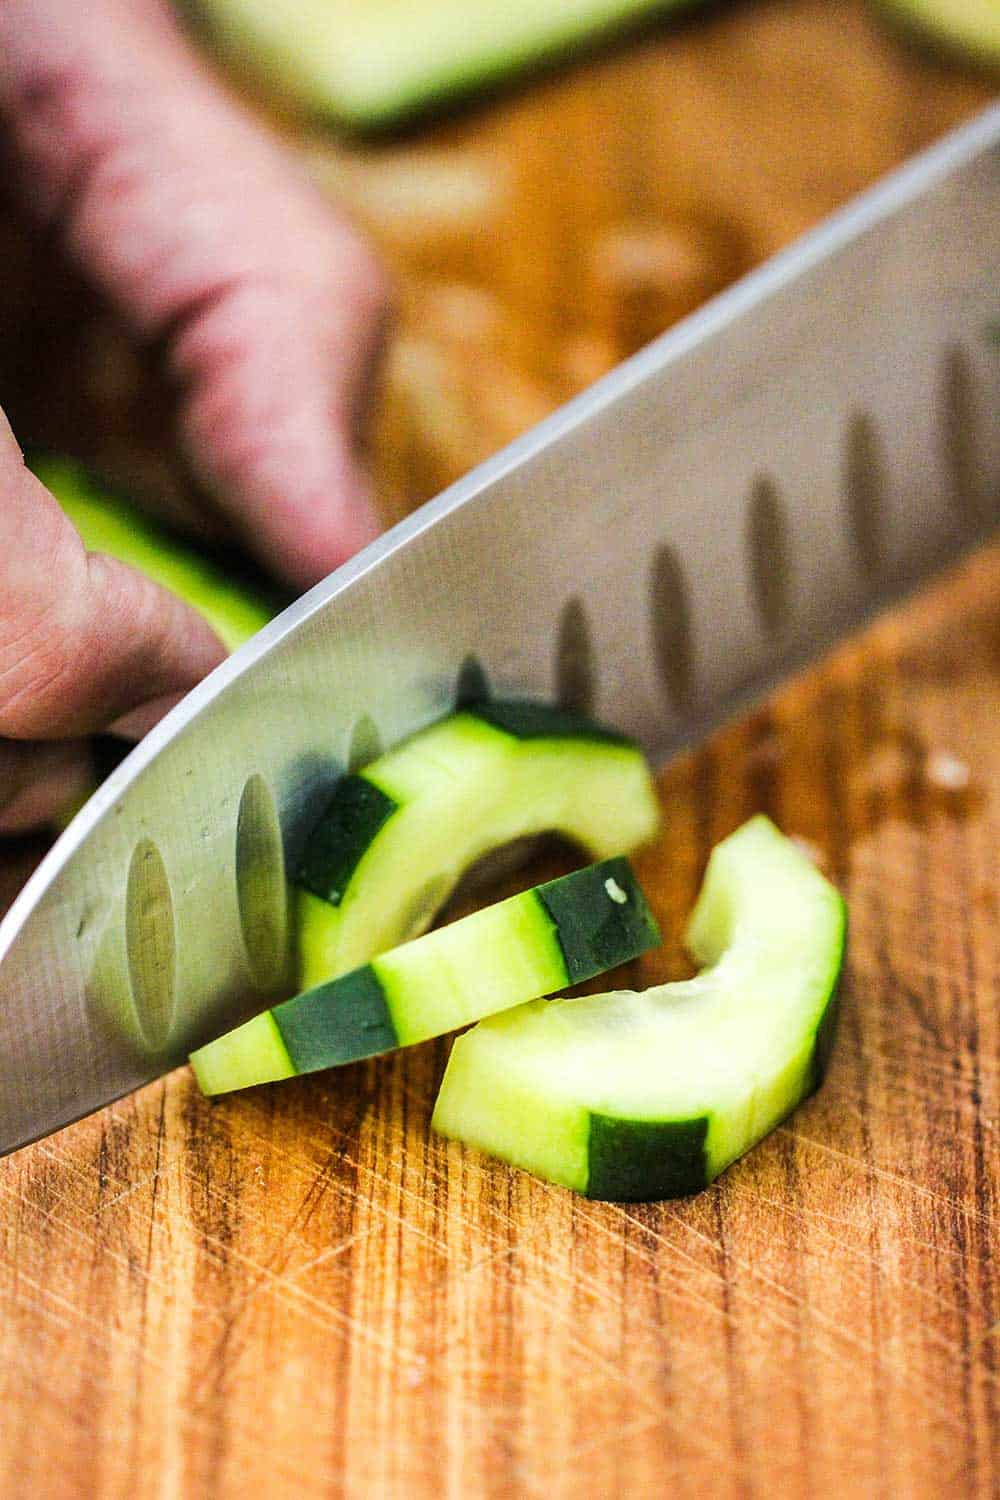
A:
0;416;225;740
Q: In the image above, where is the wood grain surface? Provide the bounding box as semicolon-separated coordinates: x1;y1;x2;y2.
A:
1;2;998;1496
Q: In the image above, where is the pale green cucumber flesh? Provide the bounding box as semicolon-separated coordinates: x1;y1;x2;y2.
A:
432;816;847;1201
30;454;278;650
190;856;659;1092
189;0;702;126
295;704;659;986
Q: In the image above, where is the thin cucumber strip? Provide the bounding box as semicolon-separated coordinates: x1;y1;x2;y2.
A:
190;856;660;1093
188;0;703;128
432;817;847;1201
30;454;278;651
295;700;659;986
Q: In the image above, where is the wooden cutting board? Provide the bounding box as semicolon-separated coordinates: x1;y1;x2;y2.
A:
0;2;997;1495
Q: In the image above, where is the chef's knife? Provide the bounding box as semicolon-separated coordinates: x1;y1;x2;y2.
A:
2;106;999;1156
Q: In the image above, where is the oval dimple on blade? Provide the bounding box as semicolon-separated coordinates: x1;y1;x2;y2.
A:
746;476;793;639
555;596;596;716
346;714;383;771
944;343;988;529
650;543;695;715
235;773;289;996
845;411;889;582
125;838;176;1053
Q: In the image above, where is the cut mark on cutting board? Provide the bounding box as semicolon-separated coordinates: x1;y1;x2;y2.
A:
747;476;792;638
125;838;175;1051
845;412;888;581
235;773;289;993
651;543;694;713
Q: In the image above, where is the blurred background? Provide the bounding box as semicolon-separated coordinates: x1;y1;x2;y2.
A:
0;0;995;538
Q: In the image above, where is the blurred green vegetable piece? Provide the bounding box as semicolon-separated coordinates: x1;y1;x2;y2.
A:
876;0;1000;68
31;455;277;652
187;0;704;129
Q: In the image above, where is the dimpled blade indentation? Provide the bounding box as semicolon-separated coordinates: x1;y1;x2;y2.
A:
555;596;596;716
455;653;491;708
650;543;694;714
845;411;889;582
346;713;382;772
746;475;792;639
944;344;989;528
235;772;289;994
125;838;176;1052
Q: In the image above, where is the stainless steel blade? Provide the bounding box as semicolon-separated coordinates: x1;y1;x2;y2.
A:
3;107;999;1155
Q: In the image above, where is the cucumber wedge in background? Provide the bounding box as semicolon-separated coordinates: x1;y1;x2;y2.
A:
30;455;278;651
875;0;1000;68
295;700;660;986
432;817;846;1201
191;855;660;1092
187;0;702;129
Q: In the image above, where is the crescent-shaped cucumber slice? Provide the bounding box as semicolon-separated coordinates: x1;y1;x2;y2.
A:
432;817;846;1200
295;700;659;986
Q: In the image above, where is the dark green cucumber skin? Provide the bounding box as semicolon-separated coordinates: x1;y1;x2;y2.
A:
275;965;397;1070
583;912;847;1202
587;1115;709;1201
267;858;658;1074
536;857;659;984
467;699;630;746
297;776;398;904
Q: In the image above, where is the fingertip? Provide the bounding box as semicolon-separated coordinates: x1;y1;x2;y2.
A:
280;473;382;591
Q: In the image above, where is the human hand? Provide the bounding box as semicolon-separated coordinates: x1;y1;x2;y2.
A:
0;0;388;831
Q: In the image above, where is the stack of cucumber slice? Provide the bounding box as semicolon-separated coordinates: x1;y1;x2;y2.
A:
193;695;666;1085
433;816;846;1200
193;695;846;1202
42;458;847;1201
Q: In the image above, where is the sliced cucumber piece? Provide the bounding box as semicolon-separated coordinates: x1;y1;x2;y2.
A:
295;701;659;987
191;855;660;1093
188;0;702;128
876;0;1000;67
432;817;846;1201
29;455;278;651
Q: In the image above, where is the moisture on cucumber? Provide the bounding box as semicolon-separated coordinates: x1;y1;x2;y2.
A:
29;454;278;651
432;817;846;1201
188;0;702;128
191;855;660;1093
294;699;660;987
875;0;1000;68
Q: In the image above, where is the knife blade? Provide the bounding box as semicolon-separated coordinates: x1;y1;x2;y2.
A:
2;106;999;1156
